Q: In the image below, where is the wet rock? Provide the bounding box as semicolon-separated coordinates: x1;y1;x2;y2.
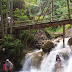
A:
35;29;48;41
31;51;44;69
35;40;49;49
68;37;72;46
52;38;62;47
42;41;54;53
70;45;72;52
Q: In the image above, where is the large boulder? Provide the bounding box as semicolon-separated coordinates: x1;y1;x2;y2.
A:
31;51;44;69
42;41;54;53
68;37;72;46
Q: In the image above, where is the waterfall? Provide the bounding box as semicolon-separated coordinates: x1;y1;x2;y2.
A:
20;38;72;72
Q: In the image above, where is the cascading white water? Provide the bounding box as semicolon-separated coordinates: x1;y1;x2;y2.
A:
20;38;72;72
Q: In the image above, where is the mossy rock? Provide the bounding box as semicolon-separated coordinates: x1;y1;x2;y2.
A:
42;41;54;53
68;37;72;46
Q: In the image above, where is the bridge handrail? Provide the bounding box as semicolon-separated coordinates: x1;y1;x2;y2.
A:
12;18;72;28
14;13;72;24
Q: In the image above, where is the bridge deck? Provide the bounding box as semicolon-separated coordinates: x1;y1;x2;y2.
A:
12;18;72;30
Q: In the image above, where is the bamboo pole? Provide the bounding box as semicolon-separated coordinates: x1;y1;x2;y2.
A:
0;0;1;29
28;30;37;47
0;0;3;38
1;2;4;39
0;0;1;15
5;0;9;36
10;0;13;35
52;0;53;20
20;0;21;40
67;0;70;22
63;24;65;48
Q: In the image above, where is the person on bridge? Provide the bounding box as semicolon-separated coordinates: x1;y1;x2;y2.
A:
7;16;11;28
56;54;61;68
5;59;13;72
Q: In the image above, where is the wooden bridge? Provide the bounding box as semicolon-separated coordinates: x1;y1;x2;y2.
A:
13;18;72;30
0;0;72;48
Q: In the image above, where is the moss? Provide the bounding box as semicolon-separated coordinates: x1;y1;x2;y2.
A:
42;41;54;53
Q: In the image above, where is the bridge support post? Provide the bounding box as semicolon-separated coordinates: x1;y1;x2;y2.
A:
52;0;53;20
0;0;4;39
0;0;1;25
5;0;9;36
63;24;65;48
10;0;13;36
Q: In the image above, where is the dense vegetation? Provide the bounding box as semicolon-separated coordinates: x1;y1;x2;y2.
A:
0;0;72;71
3;35;24;57
1;0;72;55
1;0;72;52
2;0;72;32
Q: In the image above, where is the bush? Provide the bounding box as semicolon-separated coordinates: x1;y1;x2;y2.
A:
3;35;24;57
44;28;52;39
21;30;36;45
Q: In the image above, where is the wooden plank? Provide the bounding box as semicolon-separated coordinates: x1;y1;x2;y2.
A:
12;19;72;30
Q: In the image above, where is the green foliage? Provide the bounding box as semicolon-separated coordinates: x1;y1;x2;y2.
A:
3;35;24;57
34;16;39;20
2;0;72;21
65;24;70;30
71;31;72;36
21;30;36;44
26;0;37;4
5;34;13;42
44;24;71;38
2;0;72;36
45;27;59;32
44;28;52;39
29;5;39;15
70;0;72;3
14;8;29;21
